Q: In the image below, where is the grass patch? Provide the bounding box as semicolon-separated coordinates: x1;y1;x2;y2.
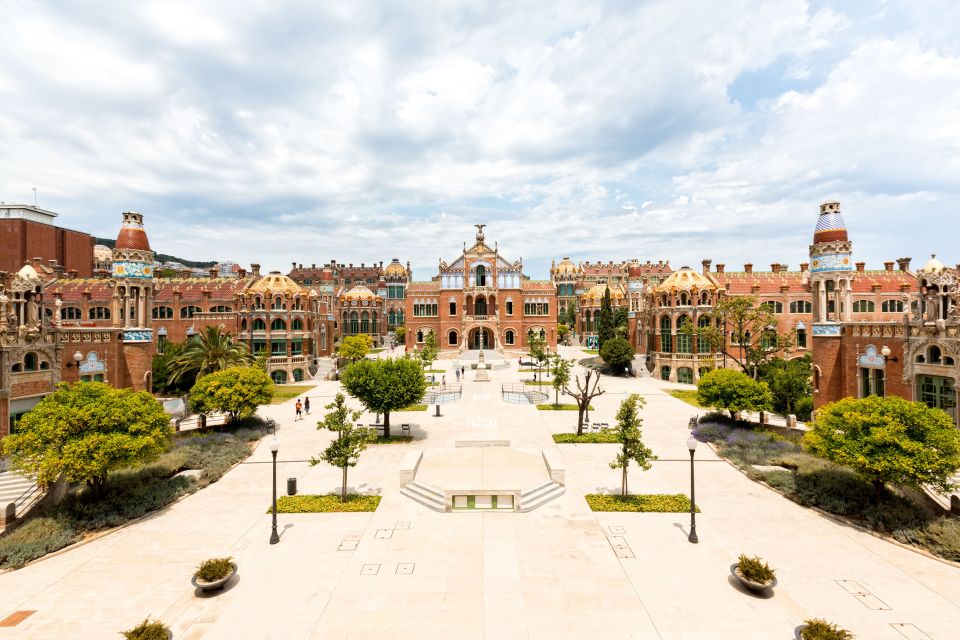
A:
270;385;315;404
669;389;702;407
585;494;698;512
536;404;594;411
374;435;413;444
422;369;445;374
369;348;385;353
523;380;549;386
271;494;381;513
0;423;264;570
582;349;599;355
396;404;428;412
553;432;619;443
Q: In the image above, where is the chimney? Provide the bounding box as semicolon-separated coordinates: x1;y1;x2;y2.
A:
209;267;218;278
251;263;261;277
292;261;297;269
53;262;65;278
744;263;753;273
238;267;247;278
855;262;865;273
896;257;912;272
800;262;809;272
884;261;894;272
311;263;316;269
67;269;78;279
751;284;760;294
771;263;781;274
701;259;712;274
715;263;725;274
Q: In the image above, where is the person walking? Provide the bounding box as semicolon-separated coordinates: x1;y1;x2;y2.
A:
304;397;311;415
455;368;461;383
295;399;303;421
442;374;447;388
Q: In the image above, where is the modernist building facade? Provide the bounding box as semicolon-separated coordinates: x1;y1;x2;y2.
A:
403;225;557;352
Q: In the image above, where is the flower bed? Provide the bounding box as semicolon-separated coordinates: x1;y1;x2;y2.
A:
585;494;698;512
553;432;619;443
271;494;381;513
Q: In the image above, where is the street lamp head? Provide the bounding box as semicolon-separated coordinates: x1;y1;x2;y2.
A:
73;351;83;363
269;435;279;453
881;345;891;357
687;436;699;453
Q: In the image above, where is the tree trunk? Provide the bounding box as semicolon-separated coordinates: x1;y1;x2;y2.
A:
87;475;107;498
621;466;628;497
341;466;348;501
555;387;559;406
872;480;885;505
577;406;585;436
383;411;391;438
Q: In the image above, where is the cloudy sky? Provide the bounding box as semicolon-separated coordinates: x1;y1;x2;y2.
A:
1;0;958;279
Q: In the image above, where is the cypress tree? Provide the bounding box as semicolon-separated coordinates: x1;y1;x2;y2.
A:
598;285;615;349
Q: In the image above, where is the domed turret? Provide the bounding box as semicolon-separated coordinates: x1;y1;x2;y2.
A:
655;267;717;293
813;201;848;244
341;285;381;302
580;283;625;305
115;212;151;251
918;254;945;274
554;257;578;276
249;272;308;297
385;258;407;278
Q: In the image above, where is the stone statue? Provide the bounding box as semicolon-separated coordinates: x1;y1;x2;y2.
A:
0;292;8;333
25;293;40;331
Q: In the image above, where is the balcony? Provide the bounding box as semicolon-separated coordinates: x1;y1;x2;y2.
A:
464;313;498;323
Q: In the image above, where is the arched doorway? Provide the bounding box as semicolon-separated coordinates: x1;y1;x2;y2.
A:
475;296;488;316
469;327;494;349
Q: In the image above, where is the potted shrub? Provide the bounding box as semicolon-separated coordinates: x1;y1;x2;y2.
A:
122;618;171;640
730;554;777;593
795;618;854;639
191;556;237;593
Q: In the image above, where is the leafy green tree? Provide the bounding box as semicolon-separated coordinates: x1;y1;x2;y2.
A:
614;307;629;339
340;334;373;362
609;394;657;496
393;325;406;345
696;368;773;418
564;370;605;436
2;382;172;495
805;396;960;504
600;336;634;374
527;333;547;381
681;295;792;377
152;341;194;396
169;325;254;384
340;357;427;437
757;355;812;417
557;323;570;345
190;366;274;421
598;286;615;349
419;330;439;369
564;304;577;329
310;393;376;500
551;357;574;406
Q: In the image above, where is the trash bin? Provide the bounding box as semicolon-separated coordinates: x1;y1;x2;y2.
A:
287;477;297;496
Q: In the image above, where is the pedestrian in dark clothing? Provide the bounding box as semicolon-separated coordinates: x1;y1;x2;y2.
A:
304;397;311;414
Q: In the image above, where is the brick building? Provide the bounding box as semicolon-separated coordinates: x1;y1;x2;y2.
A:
404;225;557;353
0;205;94;277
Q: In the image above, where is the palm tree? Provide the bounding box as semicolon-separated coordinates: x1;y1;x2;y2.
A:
169;325;254;383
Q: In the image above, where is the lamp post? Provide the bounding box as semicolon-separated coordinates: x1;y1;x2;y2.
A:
73;351;83;380
269;435;280;544
686;435;699;544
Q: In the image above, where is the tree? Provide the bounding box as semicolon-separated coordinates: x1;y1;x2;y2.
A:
600;336;634;375
757;355;812;417
169;325;254;384
310;393;376;500
564;304;577;330
2;382;172;495
527;333;547;381
609;394;657;496
557;323;570;345
393;325;406;345
152;341;194;396
551;357;574;406
681;295;792;378
340;334;373;362
614;307;629;339
564;370;606;436
190;366;274;421
598;286;615;349
696;368;773;418
806;396;960;503
340;357;427;437
419;330;439;369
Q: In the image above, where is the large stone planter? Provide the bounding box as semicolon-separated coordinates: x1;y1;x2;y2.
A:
730;563;777;593
794;626;806;640
191;563;237;593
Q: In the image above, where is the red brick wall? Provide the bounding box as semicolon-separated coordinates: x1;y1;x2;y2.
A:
814;329;909;410
0;219;93;276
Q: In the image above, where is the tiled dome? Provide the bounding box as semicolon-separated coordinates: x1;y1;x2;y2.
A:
554;257;578;275
580;283;624;302
655;267;717;292
341;285;380;301
813;201;848;244
385;258;406;277
249;272;307;296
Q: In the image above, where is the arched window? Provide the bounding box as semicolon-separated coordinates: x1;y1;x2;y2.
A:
291;319;303;331
700;291;710;306
272;296;284;310
853;300;876;313
253;296;264;310
209;305;232;313
180;306;201;319
882;299;905;313
676;316;691;353
929;345;943;365
293;297;302;310
475;265;486;286
89;306;111;320
271;318;286;331
789;300;813;314
677;367;693;384
660;315;672;353
360;311;370;334
697;315;711;353
252;318;267;331
505;330;515;345
61;306;82;320
540;329;545;339
679;292;689;306
416;329;424;343
350;311;359;334
448;330;458;346
241;319;248;331
24;352;38;371
152;306;173;319
760;301;783;314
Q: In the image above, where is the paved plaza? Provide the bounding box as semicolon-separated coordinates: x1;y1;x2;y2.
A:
1;347;959;639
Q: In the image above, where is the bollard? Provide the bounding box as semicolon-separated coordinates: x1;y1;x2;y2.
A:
287;477;297;496
786;414;797;429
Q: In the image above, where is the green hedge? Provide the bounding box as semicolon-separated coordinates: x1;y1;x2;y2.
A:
585;494;698;512
271;494;381;513
396;404;428;412
553;432;619;443
374;435;413;444
536;404;594;411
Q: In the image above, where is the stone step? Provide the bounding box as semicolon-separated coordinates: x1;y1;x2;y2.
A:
400;485;445;512
519;480;554;499
518;484;565;512
408;481;444;500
